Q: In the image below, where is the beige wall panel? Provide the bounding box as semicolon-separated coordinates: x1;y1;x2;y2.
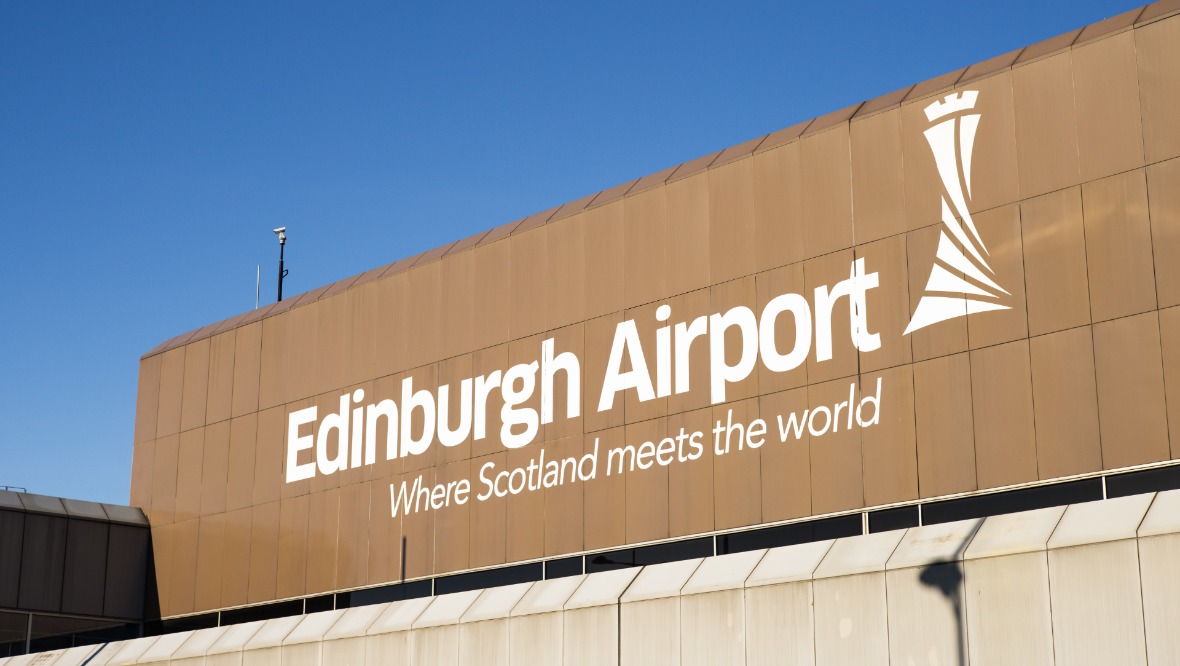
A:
241;646;281;666
971;340;1038;489
584;200;625;319
441;250;476;361
412;626;460;666
206;331;236;426
367;472;404;586
801;126;854;257
901;96;945;232
666;288;714;416
1136;16;1180;163
1093;312;1170;468
708;158;755;284
220;506;253;609
251;406;285;507
245;500;279;604
1161;306;1180;458
913;352;977;498
1022;187;1092;336
305;489;341;594
965;552;1055;666
885;565;966;666
317;294;351;394
256;315;287;412
667;407;715;537
710;276;760;401
1029;326;1103;479
150;433;179;525
438;356;475;465
967;204;1029;348
181;338;210;432
1048;540;1148;666
544;436;585;556
851;108;905;244
227;414;259;511
860;366;919;507
346;282;379;388
1073;31;1145;181
471;345;508;461
435;459;472;574
813;573;889;666
276;495;310;600
713;398;763;529
681;590;745;666
745;582;814;666
960;71;1021;213
174;428;205;523
620;597;679;666
505;446;545;563
336;480;371;591
857;235;912;372
753;142;806;271
1149;159;1180;308
666;172;711;296
509;227;547;340
169;517;200;616
1012;52;1081;198
1082;170;1157;322
564;605;619;666
808;379;864;514
623;302;669;424
279;643;321;666
193;513;225;613
546;213;586;331
584;313;626;434
907;225;968;360
509;612;562;666
755;263;808;393
623;418;671;543
151;523;175;617
623;187;667;309
1139;533;1180;665
469;451;507;569
130;440;154;511
407;260;443;369
584;427;627;551
473;240;511;351
401;467;436;579
543;323;585;442
806;249;860;381
374;272;410;377
285;304;319;403
134;354;162;445
758;388;811;522
322;637;366;666
458;619;508;666
156;347;185;439
366;631;411;665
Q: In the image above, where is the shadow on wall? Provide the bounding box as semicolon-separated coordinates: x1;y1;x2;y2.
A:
918;521;982;666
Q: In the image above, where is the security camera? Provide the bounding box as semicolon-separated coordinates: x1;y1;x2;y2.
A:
273;227;286;234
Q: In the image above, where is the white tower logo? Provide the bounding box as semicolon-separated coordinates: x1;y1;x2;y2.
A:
904;91;1009;335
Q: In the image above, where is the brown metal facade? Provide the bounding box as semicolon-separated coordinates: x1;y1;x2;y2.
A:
131;3;1180;617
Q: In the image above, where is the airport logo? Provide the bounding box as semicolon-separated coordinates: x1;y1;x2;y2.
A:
904;91;1010;335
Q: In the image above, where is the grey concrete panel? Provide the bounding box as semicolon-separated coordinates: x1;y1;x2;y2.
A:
885;565;967;666
964;551;1055;665
364;631;411;665
620;597;680;666
965;506;1064;559
1138;532;1180;666
458;619;508;666
411;625;460;666
320;636;367;666
1047;493;1153;549
508;612;562;666
1048;540;1147;666
564;605;618;666
681;589;745;666
745;581;814;666
812;573;889;666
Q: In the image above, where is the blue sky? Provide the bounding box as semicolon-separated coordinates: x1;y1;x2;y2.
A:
0;0;1144;505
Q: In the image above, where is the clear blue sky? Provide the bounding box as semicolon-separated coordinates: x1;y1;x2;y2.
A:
0;0;1143;505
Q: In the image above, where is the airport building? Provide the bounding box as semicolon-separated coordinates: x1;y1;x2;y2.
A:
4;1;1180;663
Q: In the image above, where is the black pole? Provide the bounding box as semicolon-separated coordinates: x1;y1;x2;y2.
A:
277;237;286;302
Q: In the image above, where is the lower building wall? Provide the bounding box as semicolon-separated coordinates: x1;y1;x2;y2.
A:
12;493;1180;666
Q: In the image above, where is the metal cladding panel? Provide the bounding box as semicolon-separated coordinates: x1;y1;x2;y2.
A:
964;551;1056;665
1048;540;1148;666
885;565;968;666
744;581;814;666
680;590;745;666
619;597;679;666
130;9;1180;615
812;573;889;666
1138;532;1180;664
508;613;562;666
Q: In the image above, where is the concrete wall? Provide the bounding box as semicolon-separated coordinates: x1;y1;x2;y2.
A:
9;489;1180;666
